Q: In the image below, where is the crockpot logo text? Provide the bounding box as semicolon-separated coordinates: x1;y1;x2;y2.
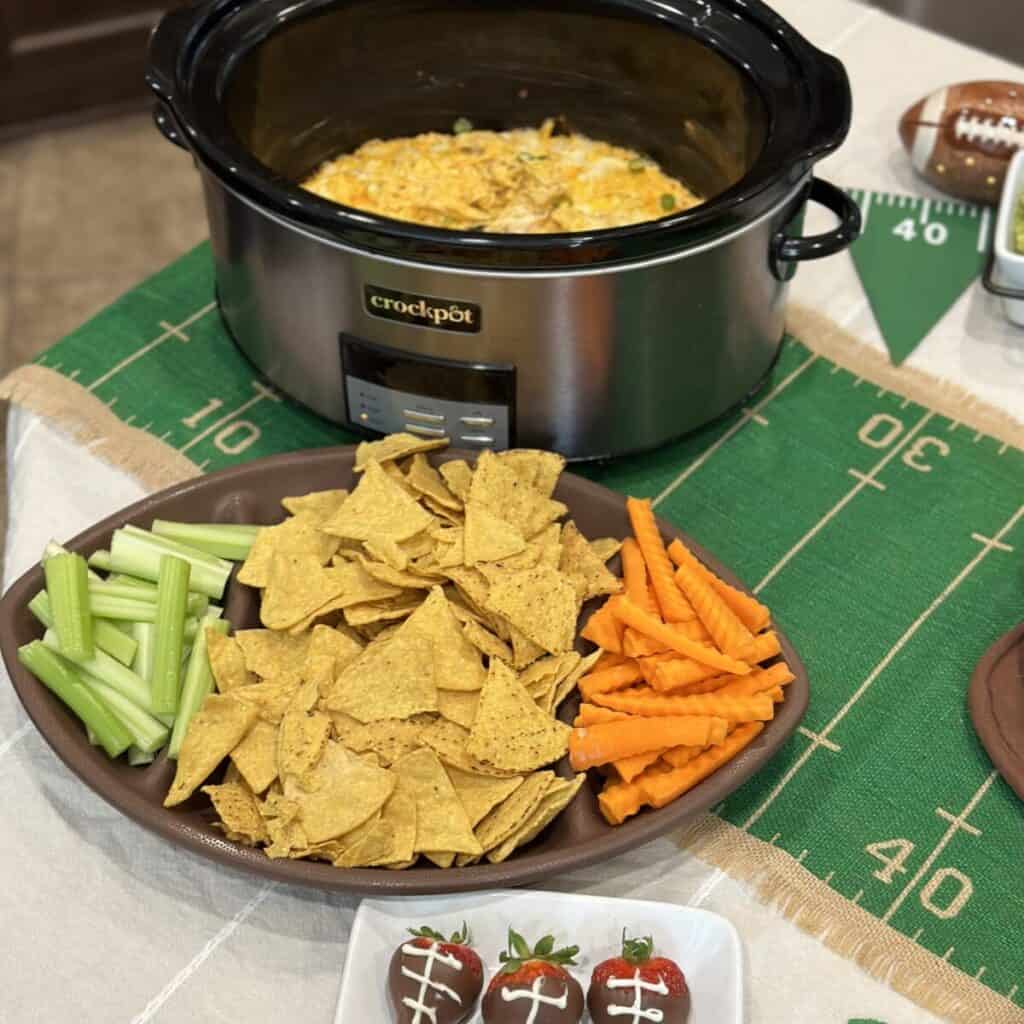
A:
364;285;482;334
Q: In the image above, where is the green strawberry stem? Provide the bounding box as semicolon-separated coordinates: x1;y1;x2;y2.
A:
498;928;579;974
409;922;472;946
621;930;655;965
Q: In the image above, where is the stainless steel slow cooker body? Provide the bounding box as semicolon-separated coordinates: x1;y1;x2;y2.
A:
149;0;860;460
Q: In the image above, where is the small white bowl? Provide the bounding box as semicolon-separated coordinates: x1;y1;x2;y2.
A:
984;149;1024;326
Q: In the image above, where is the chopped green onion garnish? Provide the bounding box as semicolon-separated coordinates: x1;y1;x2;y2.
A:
29;591;137;665
44;552;94;661
42;629;153;713
168;617;230;759
79;673;170;754
453;117;474;134
109;529;230;599
660;193;676;211
150;555;191;715
151;520;260;562
18;641;132;758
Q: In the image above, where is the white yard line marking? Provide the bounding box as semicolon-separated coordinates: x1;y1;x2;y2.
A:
0;721;32;764
999;443;1009;455
912;928;925;942
947;420;961;432
158;320;191;343
973;431;986;443
754;413;934;593
900;398;912;409
978;207;992;253
742;409;769;427
124;415;136;426
859;190;873;233
975;967;987;981
823;871;835;885
848;468;886;492
198;459;211;471
652;352;818;507
972;531;1013;553
88;302;216;392
769;833;781;846
876;387;888;398
1008;984;1019;1001
178;382;280;454
159;431;172;442
826;6;879;51
881;771;998;923
796;849;809;864
798;726;841;752
69;369;81;380
852;890;864;904
937;807;981;836
943;947;955;962
106;397;118;409
830;364;842;375
129;882;275;1024
744;509;1023;832
919;199;930;225
853;376;864;387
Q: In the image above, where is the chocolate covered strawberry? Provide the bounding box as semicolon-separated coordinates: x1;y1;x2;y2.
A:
588;932;690;1023
482;929;584;1024
388;923;484;1024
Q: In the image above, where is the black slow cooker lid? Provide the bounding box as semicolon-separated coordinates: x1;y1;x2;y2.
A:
149;0;851;271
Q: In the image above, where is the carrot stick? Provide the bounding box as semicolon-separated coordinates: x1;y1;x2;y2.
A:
660;745;702;769
622;620;711;657
625;498;695;623
597;723;764;824
594;651;628;672
580;605;624;653
621;538;659;615
569;715;727;770
614;749;664;782
766;686;785;702
651;632;780;692
672;562;753;657
609;597;751;675
639;723;764;808
714;662;794;698
574;703;631;727
592;690;774;723
578;662;644;700
667;538;770;633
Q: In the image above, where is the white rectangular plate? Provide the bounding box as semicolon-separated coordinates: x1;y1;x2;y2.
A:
335;889;743;1023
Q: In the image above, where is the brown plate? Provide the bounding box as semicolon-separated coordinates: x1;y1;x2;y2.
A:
0;447;808;894
968;624;1024;801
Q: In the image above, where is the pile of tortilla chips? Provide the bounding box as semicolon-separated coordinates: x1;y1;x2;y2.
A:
163;433;623;869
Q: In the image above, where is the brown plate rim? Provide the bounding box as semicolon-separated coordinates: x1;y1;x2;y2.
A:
967;623;1024;801
0;446;808;895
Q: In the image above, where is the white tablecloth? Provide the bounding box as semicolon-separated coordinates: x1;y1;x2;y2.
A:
3;3;1022;1021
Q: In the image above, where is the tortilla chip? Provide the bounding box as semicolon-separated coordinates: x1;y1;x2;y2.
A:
334;779;417;867
354;433;449;470
229;676;303;724
340;717;431;766
281;488;348;522
393;748;482;855
324;461;434;547
423;851;456;868
444;765;525;828
203;781;268;845
419;718;520;777
590;537;622;563
237;515;340;588
559;521;623;602
164;695;259;807
553;649;601;711
437;689;480;730
486;773;585;863
358;557;443;590
259;792;309;859
444;567;491;613
485;565;578;655
401;587;486;692
459;618;514;662
439;460;473;501
466;659;571;772
473;770;553;853
235;629;311;678
508;624;546;669
284;741;397;844
406;453;461;510
496;449;565;498
343;594;422;628
304;623;363;678
534;523;563;568
229;719;279;794
326;630;437;722
463;502;527;565
206;631;254;693
277;710;332;778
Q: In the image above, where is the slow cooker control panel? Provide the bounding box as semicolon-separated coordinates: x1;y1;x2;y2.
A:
341;335;514;449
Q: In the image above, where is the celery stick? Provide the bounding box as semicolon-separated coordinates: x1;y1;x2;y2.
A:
107;574;154;589
168;616;229;758
43;552;94;661
88;550;113;572
128;746;157;766
18;641;131;758
42;628;153;712
150;555;191;715
45;541;103;582
90;580;159;602
132;621;155;683
89;588;207;618
29;591;137;666
80;673;169;753
122;524;230;569
151;520;261;562
109;530;229;599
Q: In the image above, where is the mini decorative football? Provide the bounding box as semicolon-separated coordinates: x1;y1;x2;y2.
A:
899;80;1024;204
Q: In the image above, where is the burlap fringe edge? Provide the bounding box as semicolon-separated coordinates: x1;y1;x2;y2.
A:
787;304;1023;451
0;365;200;491
679;815;1023;1024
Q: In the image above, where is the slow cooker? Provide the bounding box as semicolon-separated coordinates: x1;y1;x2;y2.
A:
148;0;860;460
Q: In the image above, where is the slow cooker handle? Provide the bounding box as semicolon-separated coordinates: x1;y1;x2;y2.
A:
771;178;862;280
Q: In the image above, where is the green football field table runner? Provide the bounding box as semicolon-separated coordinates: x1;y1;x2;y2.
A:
8;242;1024;1023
